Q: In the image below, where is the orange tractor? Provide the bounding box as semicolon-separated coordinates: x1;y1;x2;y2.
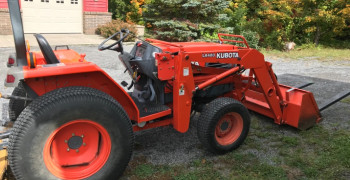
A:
1;0;349;179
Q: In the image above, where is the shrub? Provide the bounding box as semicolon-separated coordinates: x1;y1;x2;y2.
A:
96;19;138;42
241;30;260;49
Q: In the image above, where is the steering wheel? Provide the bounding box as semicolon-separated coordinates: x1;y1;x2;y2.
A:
98;29;129;51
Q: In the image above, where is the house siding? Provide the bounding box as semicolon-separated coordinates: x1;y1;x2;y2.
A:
83;0;108;12
0;0;8;8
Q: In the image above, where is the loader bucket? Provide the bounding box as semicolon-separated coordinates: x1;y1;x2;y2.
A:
279;85;322;130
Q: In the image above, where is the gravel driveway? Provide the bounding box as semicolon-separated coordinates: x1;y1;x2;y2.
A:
0;45;349;169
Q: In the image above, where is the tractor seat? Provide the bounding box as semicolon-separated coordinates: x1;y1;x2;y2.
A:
34;34;60;64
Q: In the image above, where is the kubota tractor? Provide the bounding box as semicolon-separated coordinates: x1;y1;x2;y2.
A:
1;0;349;179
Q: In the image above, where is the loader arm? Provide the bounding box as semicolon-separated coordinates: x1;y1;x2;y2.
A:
151;39;322;130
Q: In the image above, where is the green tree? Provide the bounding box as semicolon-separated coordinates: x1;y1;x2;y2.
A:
299;0;349;46
221;1;248;34
109;0;129;20
143;0;229;41
221;0;299;49
109;0;148;24
337;1;350;41
126;0;149;24
221;0;261;48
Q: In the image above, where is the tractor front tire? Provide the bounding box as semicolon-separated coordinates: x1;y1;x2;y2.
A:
8;81;27;121
9;87;134;180
197;97;250;154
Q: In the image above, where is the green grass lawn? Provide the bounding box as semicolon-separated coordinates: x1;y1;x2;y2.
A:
341;97;350;104
123;115;350;180
261;47;350;61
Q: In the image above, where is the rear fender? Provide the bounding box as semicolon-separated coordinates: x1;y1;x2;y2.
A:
22;62;139;121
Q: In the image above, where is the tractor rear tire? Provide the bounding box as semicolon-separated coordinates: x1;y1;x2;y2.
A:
197;97;250;154
9;87;134;180
8;81;27;121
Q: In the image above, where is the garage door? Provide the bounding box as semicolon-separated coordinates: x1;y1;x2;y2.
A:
21;0;82;33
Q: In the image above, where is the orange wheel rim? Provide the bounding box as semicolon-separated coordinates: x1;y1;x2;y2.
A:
43;120;111;180
215;112;243;146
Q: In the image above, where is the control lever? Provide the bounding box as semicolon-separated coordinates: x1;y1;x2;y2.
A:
127;81;134;90
121;81;128;87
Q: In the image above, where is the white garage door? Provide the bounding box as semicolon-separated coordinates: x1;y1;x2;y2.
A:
21;0;82;33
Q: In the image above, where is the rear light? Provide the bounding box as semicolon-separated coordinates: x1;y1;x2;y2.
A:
4;69;22;87
7;55;16;67
6;74;15;83
8;57;15;65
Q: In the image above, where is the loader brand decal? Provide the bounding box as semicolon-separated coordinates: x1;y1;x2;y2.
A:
216;52;239;59
202;52;239;59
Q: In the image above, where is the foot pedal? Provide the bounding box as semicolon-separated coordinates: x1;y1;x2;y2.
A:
140;104;170;117
121;81;128;87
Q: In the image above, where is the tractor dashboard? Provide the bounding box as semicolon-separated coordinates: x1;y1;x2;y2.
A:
119;41;161;80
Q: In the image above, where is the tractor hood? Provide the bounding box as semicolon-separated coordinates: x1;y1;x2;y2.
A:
8;0;28;66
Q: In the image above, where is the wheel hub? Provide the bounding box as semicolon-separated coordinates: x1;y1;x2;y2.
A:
43;120;112;180
220;121;229;131
67;135;83;149
215;112;244;146
217;117;232;136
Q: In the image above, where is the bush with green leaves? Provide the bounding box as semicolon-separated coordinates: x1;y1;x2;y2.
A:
109;0;129;20
221;0;350;49
241;30;260;49
96;19;138;42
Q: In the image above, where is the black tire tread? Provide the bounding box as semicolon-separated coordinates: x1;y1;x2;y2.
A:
8;81;27;121
197;97;250;154
9;86;134;180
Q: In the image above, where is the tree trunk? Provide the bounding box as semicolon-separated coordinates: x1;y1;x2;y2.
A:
314;26;321;46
